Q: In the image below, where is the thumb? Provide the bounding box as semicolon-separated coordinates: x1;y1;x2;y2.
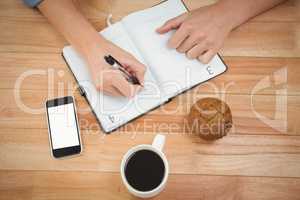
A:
156;14;187;34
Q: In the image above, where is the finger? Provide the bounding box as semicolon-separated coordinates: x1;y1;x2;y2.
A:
94;70;124;96
122;64;134;74
168;25;189;49
186;43;209;60
177;33;204;53
94;78;123;96
122;59;146;85
112;72;142;98
198;50;216;64
156;14;187;34
114;84;142;98
102;85;124;96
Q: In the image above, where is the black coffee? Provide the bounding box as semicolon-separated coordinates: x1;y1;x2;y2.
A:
125;150;165;192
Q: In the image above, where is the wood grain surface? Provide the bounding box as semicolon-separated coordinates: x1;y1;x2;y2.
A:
0;0;300;199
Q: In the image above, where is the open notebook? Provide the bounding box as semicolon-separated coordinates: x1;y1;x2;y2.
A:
62;0;227;133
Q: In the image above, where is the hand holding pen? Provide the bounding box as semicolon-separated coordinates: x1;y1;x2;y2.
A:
86;42;146;98
104;55;142;85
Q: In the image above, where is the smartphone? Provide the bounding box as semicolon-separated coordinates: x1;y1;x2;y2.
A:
46;96;82;158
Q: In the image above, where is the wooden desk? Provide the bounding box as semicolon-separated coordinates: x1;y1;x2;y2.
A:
0;0;300;199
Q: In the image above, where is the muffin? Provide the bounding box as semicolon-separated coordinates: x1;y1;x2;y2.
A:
188;98;232;140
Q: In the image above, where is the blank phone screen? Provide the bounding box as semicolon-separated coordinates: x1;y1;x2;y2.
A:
47;103;80;150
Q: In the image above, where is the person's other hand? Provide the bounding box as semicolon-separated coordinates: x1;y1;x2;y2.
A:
156;5;233;64
85;40;146;98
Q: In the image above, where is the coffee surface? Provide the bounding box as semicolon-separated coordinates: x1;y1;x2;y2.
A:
125;150;165;192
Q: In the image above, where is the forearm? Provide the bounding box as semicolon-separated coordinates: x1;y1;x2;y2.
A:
38;0;105;59
36;0;145;97
215;0;287;30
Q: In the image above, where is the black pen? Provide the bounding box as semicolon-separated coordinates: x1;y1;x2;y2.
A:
104;55;141;85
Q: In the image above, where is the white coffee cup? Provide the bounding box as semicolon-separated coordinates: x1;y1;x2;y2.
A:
120;134;169;198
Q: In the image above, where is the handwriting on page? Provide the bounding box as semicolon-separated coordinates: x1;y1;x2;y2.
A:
206;66;214;75
107;115;122;124
108;115;116;123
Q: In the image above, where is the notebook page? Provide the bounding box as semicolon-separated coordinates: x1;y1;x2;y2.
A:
121;0;227;97
63;22;165;132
